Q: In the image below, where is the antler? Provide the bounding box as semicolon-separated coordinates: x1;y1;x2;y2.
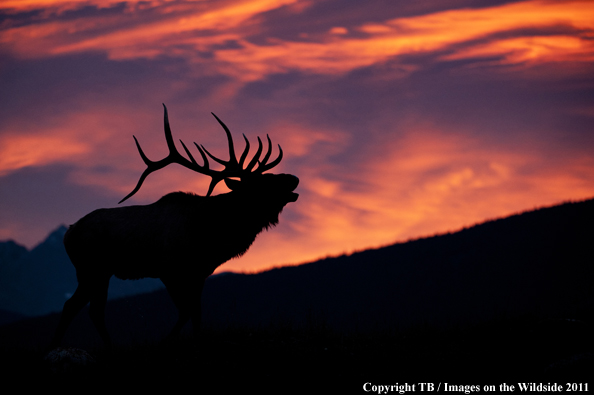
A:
119;104;283;203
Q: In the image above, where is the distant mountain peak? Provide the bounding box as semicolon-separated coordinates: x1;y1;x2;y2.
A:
0;240;28;267
38;225;68;248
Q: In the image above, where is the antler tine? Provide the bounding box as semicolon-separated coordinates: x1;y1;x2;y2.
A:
238;134;250;169
118;160;153;204
118;134;172;204
260;135;273;167
194;143;209;170
205;176;222;197
210;112;238;166
245;136;263;172
200;144;226;166
255;139;283;174
179;139;198;166
163;104;179;156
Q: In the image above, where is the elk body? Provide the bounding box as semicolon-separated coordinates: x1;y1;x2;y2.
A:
50;105;298;348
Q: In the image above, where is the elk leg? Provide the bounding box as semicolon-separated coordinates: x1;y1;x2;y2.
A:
190;279;206;338
162;277;191;339
50;284;91;349
88;276;112;348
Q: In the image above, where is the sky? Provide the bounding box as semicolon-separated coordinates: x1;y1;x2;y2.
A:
1;0;593;273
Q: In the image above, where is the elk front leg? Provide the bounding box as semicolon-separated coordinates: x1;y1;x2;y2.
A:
190;278;206;338
162;276;191;339
161;276;205;340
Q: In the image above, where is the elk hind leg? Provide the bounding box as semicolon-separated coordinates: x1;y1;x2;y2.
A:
88;275;112;348
162;277;191;340
50;284;92;349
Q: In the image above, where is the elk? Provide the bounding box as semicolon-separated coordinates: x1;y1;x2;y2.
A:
50;104;299;348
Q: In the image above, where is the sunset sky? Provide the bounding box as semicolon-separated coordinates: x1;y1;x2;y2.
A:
1;0;593;273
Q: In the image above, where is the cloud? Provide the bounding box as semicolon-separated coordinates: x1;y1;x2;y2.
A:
0;134;88;176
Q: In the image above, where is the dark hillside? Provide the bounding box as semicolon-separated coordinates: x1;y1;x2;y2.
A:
0;199;592;386
199;198;593;331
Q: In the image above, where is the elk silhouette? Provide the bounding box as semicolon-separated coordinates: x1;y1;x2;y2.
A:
50;104;299;348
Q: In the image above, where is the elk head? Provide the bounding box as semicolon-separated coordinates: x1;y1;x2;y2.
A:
119;104;298;204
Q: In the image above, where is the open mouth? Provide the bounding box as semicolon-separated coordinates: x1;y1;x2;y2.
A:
284;174;299;202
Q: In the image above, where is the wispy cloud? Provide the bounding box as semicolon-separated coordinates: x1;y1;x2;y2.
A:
0;133;88;176
2;0;592;75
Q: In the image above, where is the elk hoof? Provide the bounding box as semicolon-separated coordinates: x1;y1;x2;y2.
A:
44;347;95;374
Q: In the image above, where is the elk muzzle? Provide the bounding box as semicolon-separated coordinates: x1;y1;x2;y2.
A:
282;174;299;202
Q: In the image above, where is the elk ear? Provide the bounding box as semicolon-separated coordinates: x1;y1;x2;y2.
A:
224;177;243;191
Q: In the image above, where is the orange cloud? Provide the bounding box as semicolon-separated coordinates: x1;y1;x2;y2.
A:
1;0;591;79
0;0;175;12
442;36;594;65
0;134;88;176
